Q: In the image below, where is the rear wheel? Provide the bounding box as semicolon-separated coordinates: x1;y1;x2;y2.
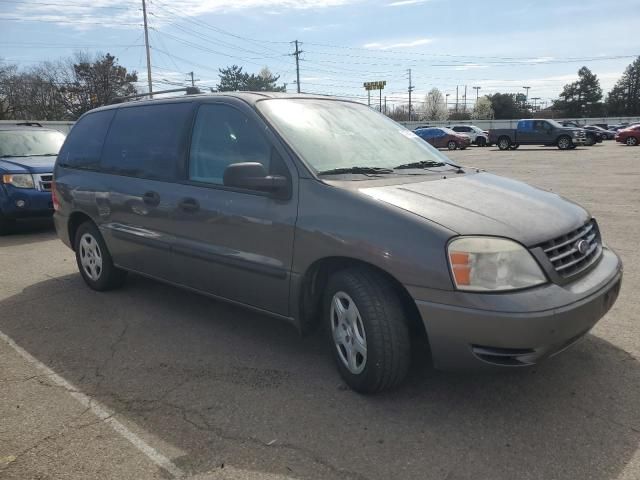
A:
447;140;457;150
626;136;638;146
325;268;411;394
74;221;127;291
497;136;511;150
557;135;572;150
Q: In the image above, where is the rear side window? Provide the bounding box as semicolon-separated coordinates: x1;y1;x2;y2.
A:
518;120;533;131
57;110;114;169
101;103;192;181
188;104;272;185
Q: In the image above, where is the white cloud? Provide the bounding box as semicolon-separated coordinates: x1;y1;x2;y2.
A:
364;38;432;50
386;0;429;6
452;63;489;71
2;0;360;29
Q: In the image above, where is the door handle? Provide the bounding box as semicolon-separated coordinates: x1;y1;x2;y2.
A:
142;191;160;206
179;197;199;213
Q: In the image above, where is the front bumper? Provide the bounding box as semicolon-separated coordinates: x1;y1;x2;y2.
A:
413;247;622;370
0;185;54;219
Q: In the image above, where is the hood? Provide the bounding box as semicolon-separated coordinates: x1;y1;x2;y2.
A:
0;156;56;174
359;172;589;246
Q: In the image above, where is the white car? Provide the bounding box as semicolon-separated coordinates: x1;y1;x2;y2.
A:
448;125;490;146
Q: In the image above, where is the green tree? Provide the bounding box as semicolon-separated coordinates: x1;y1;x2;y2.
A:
554;66;603;117
487;93;524;119
607;56;640;115
217;65;286;92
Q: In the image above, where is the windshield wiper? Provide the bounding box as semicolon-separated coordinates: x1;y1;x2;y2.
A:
0;153;57;158
318;166;395;175
393;160;465;173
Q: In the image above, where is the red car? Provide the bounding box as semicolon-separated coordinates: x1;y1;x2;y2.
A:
615;125;640;146
414;127;471;150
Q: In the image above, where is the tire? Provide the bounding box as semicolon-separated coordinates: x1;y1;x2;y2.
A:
497;136;511;150
509;143;520;150
460;145;467;150
585;135;595;146
476;137;487;147
325;267;411;394
557;135;572;150
74;221;127;291
447;140;457;150
626;136;638;146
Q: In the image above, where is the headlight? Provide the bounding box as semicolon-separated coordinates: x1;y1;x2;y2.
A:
572;131;578;137
447;237;546;292
2;174;35;189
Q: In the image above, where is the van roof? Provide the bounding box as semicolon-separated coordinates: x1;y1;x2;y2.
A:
93;91;351;113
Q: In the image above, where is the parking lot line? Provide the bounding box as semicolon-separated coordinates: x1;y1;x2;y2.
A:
0;328;185;479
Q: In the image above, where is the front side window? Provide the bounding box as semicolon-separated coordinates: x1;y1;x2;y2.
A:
189;104;272;185
101;102;192;181
257;99;454;173
0;129;65;158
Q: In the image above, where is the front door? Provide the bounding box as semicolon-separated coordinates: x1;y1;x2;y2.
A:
170;100;298;316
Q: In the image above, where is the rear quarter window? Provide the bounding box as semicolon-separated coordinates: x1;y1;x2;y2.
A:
100;102;193;181
57;110;115;169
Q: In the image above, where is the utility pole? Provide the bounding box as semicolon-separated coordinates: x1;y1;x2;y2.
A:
464;85;467;112
407;69;414;122
292;40;303;94
473;86;481;101
531;97;540;111
367;90;371;107
384;96;387;115
455;85;459;112
186;71;199;87
141;0;153;98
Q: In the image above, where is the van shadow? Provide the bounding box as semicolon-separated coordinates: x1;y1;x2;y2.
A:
2;274;638;480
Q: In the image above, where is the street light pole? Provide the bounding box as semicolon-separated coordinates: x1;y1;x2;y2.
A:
522;86;531;107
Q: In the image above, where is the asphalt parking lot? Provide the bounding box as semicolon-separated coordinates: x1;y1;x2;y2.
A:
1;141;639;480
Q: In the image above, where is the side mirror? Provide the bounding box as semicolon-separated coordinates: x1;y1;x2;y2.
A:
223;162;288;194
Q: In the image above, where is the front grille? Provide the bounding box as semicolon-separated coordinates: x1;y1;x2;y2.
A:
539;219;601;279
35;173;53;192
575;130;586;139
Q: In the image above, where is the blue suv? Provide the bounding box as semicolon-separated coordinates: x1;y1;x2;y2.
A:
0;124;65;232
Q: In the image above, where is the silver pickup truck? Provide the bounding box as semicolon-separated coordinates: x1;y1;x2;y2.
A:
489;119;587;150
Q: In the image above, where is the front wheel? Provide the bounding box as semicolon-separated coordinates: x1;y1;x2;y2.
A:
627;136;638;146
557;135;573;150
447;140;457;150
325;268;411;394
74;221;127;291
585;135;595;146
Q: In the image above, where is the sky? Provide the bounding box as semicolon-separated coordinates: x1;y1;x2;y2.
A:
2;0;640;109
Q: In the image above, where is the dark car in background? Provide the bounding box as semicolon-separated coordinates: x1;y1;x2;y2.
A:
615;125;640;145
489;119;587;150
561;121;602;145
0;124;65;232
53;93;622;393
414;127;471;150
583;125;615;140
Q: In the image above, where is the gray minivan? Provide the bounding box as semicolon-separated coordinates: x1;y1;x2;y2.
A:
53;93;622;393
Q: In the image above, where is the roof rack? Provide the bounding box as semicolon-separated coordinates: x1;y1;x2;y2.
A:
110;87;202;105
15;122;43;127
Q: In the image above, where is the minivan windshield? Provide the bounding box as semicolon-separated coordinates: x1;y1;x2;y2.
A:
0;130;66;157
257;98;457;174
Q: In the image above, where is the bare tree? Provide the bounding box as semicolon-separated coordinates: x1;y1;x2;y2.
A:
422;88;448;121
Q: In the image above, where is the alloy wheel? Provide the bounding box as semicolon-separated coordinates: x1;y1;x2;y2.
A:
330;291;367;374
79;233;103;281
